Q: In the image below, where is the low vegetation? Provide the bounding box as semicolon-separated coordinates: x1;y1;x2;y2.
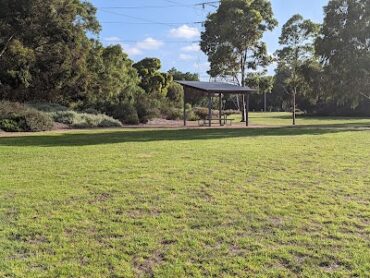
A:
0;102;53;132
0;102;123;132
0;116;369;277
51;111;122;129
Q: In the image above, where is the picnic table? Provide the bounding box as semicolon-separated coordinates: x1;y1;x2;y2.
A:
198;115;235;126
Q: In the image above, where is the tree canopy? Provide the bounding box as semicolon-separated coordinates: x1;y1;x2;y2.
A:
1;0;370;124
201;0;277;82
200;0;277;124
316;0;370;107
0;0;100;102
276;14;320;124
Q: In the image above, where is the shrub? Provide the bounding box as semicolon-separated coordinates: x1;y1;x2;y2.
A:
24;110;54;131
166;83;184;105
51;111;77;125
122;108;140;125
186;110;198;121
165;108;182;120
223;109;240;116
0;119;22;132
98;118;123;128
160;103;183;120
193;107;208;120
135;94;158;124
106;102;140;125
83;108;100;115
51;111;122;129
0;101;53;132
27;102;68;112
192;107;222;120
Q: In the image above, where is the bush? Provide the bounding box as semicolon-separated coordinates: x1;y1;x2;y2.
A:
0;119;22;132
51;111;122;129
0;102;54;132
135;94;158;124
223;109;240;116
83;108;100;115
193;107;208;120
160;103;183;120
186;110;198;121
193;107;222;120
166;83;184;105
27;102;68;112
51;111;77;125
165;108;182;120
24;110;54;131
105;102;140;125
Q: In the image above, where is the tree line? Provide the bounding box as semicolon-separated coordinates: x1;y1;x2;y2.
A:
201;0;370;124
0;0;198;124
1;0;369;126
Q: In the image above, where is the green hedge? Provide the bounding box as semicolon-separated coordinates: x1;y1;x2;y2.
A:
0;102;54;132
51;111;122;128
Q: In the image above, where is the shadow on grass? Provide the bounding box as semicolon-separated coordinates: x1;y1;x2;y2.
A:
0;122;369;147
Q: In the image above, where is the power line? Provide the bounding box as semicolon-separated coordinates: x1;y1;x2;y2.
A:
97;1;220;10
100;9;179;27
99;10;204;26
100;21;204;26
97;4;193;10
107;40;201;44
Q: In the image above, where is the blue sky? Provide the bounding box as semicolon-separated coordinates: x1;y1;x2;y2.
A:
90;0;328;80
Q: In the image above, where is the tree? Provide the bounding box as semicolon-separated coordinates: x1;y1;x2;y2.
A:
167;67;202;107
168;67;199;81
316;0;370;108
246;72;274;112
276;14;320;125
133;58;172;97
200;0;277;125
85;42;141;105
0;0;100;103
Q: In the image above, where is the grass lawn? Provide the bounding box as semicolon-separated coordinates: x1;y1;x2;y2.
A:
241;112;370;127
0;114;369;277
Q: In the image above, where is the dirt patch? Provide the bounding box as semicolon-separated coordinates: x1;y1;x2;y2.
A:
88;192;112;205
126;207;161;219
134;250;165;278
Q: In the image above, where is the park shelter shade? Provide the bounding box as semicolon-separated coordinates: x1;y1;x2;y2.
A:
176;81;255;94
176;81;256;127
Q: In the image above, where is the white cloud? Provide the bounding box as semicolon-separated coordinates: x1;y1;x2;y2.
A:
136;37;163;50
120;37;164;56
104;36;121;42
181;43;201;52
179;53;195;61
193;62;210;71
169;25;200;39
121;44;142;56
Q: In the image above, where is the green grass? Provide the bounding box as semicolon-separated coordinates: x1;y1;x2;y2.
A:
238;112;370;127
0;115;369;277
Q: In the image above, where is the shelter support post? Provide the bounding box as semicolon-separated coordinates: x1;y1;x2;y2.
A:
219;93;223;126
241;94;247;123
183;88;187;126
245;92;249;127
208;93;212;127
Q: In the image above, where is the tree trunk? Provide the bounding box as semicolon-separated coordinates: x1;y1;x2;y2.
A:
241;95;246;122
264;92;267;112
240;52;247;122
0;34;15;59
292;88;296;126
